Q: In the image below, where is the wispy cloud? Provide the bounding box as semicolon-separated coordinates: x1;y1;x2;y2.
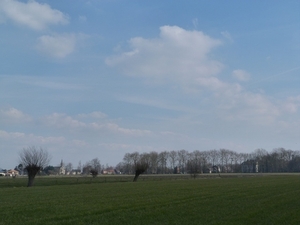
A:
41;113;152;137
232;69;251;82
192;18;198;29
221;31;233;42
36;33;76;58
247;67;300;86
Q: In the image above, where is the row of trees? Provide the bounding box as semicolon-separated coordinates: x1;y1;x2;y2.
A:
18;147;300;187
116;148;300;175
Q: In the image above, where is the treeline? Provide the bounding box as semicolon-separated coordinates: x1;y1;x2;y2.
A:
115;148;300;174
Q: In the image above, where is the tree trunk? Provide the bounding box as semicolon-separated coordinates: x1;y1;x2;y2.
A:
27;174;36;187
133;171;141;182
26;166;40;187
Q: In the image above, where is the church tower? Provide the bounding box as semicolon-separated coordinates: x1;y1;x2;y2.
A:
59;159;65;175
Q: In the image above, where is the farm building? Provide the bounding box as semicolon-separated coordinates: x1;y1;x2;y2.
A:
241;160;258;173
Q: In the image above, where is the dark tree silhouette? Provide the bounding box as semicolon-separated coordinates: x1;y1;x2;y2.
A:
19;147;51;187
133;161;148;182
90;169;98;178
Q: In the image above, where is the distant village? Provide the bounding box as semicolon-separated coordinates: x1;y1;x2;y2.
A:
0;159;120;177
1;148;300;178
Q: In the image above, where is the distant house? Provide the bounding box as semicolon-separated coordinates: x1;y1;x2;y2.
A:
7;169;19;176
211;165;221;173
241;160;258;173
70;169;81;175
102;167;116;175
0;168;5;176
203;167;212;173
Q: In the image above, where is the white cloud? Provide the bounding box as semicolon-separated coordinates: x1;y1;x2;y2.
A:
41;113;152;137
77;111;107;119
0;130;66;150
0;107;31;123
106;25;223;83
36;33;76;58
283;96;300;113
0;0;68;30
232;69;251;81
99;143;160;153
105;26;286;124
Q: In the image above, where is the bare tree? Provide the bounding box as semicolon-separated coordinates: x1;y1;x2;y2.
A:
148;151;159;174
177;149;188;174
158;151;168;174
19;146;51;187
65;162;73;174
90;158;101;172
90;169;98;178
187;150;202;178
133;153;149;182
209;149;220;168
89;158;101;177
168;150;177;172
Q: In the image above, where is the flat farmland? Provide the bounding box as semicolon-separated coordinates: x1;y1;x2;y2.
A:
0;174;299;225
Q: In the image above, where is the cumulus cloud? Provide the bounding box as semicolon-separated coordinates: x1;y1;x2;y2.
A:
105;25;287;123
36;33;77;58
106;25;223;83
0;0;68;30
232;69;251;81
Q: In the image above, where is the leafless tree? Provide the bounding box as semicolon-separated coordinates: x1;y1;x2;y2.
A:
149;151;159;174
122;153;134;174
187;150;202;178
90;169;98;178
168;150;177;172
82;163;92;175
89;158;101;177
133;153;149;182
177;149;188;174
209;149;220;168
65;162;73;174
158;151;168;174
19;146;51;187
90;158;101;172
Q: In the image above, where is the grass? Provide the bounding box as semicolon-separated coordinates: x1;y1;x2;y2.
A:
0;174;299;225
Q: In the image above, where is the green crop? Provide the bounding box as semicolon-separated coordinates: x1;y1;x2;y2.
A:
0;175;299;225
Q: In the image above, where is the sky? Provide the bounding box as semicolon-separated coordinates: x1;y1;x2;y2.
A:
0;0;299;169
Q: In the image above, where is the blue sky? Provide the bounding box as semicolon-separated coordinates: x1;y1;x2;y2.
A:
0;0;299;169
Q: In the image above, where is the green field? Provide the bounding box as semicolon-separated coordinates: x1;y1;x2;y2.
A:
0;174;299;225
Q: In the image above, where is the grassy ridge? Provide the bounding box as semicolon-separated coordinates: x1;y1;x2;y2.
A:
0;175;299;225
